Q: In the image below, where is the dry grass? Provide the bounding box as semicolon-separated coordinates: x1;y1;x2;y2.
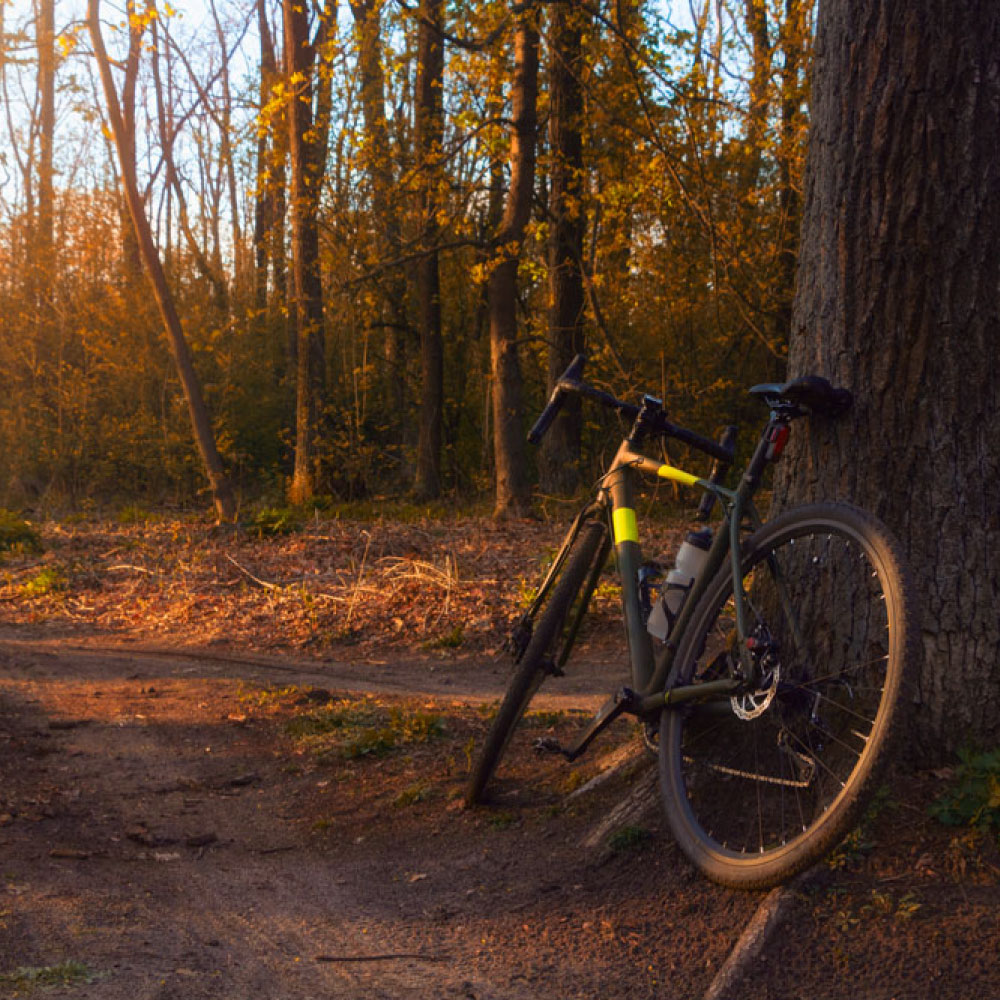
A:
0;513;686;658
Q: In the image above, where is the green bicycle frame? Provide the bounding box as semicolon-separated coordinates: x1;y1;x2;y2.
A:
520;412;794;734
601;440;751;709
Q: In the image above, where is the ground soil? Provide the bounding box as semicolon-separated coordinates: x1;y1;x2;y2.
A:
1;516;998;999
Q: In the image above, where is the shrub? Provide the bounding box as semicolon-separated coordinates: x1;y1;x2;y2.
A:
250;506;303;538
929;747;1000;834
0;509;43;554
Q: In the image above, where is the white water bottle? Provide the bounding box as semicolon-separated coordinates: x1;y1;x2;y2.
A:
647;528;712;641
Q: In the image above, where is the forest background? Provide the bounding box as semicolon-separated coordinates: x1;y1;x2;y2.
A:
0;0;809;518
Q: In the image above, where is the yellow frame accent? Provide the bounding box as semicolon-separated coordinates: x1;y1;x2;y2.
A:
656;464;700;488
612;507;639;545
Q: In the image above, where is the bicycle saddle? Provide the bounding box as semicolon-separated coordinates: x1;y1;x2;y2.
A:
748;375;852;418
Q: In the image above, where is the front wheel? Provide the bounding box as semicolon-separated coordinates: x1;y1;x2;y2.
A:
465;520;607;806
659;502;918;889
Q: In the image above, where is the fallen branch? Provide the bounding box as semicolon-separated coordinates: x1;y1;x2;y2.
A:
106;563;157;575
225;554;282;590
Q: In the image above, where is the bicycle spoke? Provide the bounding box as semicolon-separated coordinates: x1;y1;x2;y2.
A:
665;508;911;876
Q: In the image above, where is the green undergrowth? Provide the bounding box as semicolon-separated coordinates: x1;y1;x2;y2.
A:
236;682;305;708
244;496;495;539
608;825;652;854
0;509;43;555
19;566;67;597
423;624;465;650
930;747;1000;839
827;785;894;869
287;696;445;759
248;506;305;538
0;961;97;994
394;781;433;807
116;503;162;525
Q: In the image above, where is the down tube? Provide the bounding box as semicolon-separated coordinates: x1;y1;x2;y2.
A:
606;467;656;692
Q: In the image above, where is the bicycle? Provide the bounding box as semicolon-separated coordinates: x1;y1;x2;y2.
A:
465;355;918;889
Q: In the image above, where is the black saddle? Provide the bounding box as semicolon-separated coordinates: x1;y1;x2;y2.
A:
748;375;852;418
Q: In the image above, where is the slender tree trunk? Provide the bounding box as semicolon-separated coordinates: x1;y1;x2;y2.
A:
414;0;445;499
36;0;55;281
489;7;539;519
540;0;585;495
740;0;771;192
782;0;1000;760
349;0;410;431
151;26;230;314
284;0;326;505
88;0;236;522
253;0;275;330
774;0;806;347
208;0;243;292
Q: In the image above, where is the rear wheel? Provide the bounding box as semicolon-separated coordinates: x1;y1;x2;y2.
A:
465;520;606;806
659;502;917;888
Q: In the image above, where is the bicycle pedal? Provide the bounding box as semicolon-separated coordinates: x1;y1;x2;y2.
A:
533;737;564;755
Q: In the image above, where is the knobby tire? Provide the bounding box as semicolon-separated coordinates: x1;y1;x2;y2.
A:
465;521;606;806
659;502;918;889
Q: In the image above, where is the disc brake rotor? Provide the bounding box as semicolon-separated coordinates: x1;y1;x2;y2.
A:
731;660;780;720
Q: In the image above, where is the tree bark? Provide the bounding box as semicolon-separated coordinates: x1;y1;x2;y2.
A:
489;7;539;519
88;0;236;522
284;0;327;505
782;0;1000;760
539;0;586;495
413;0;445;500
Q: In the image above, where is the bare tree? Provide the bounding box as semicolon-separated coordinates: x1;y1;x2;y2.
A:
88;0;236;522
36;0;55;276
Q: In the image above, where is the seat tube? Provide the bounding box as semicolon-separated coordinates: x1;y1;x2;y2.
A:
606;464;655;691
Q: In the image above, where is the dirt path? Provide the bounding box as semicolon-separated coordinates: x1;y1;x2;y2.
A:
1;633;998;1000
0;634;757;1000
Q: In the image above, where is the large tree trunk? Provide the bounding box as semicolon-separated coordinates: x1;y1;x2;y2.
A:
489;8;539;519
88;0;236;522
783;0;1000;760
539;0;585;495
413;0;445;499
284;0;327;505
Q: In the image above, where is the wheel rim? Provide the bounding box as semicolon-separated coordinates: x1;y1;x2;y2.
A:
669;520;899;861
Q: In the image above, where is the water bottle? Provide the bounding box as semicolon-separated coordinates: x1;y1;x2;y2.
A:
646;527;712;641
